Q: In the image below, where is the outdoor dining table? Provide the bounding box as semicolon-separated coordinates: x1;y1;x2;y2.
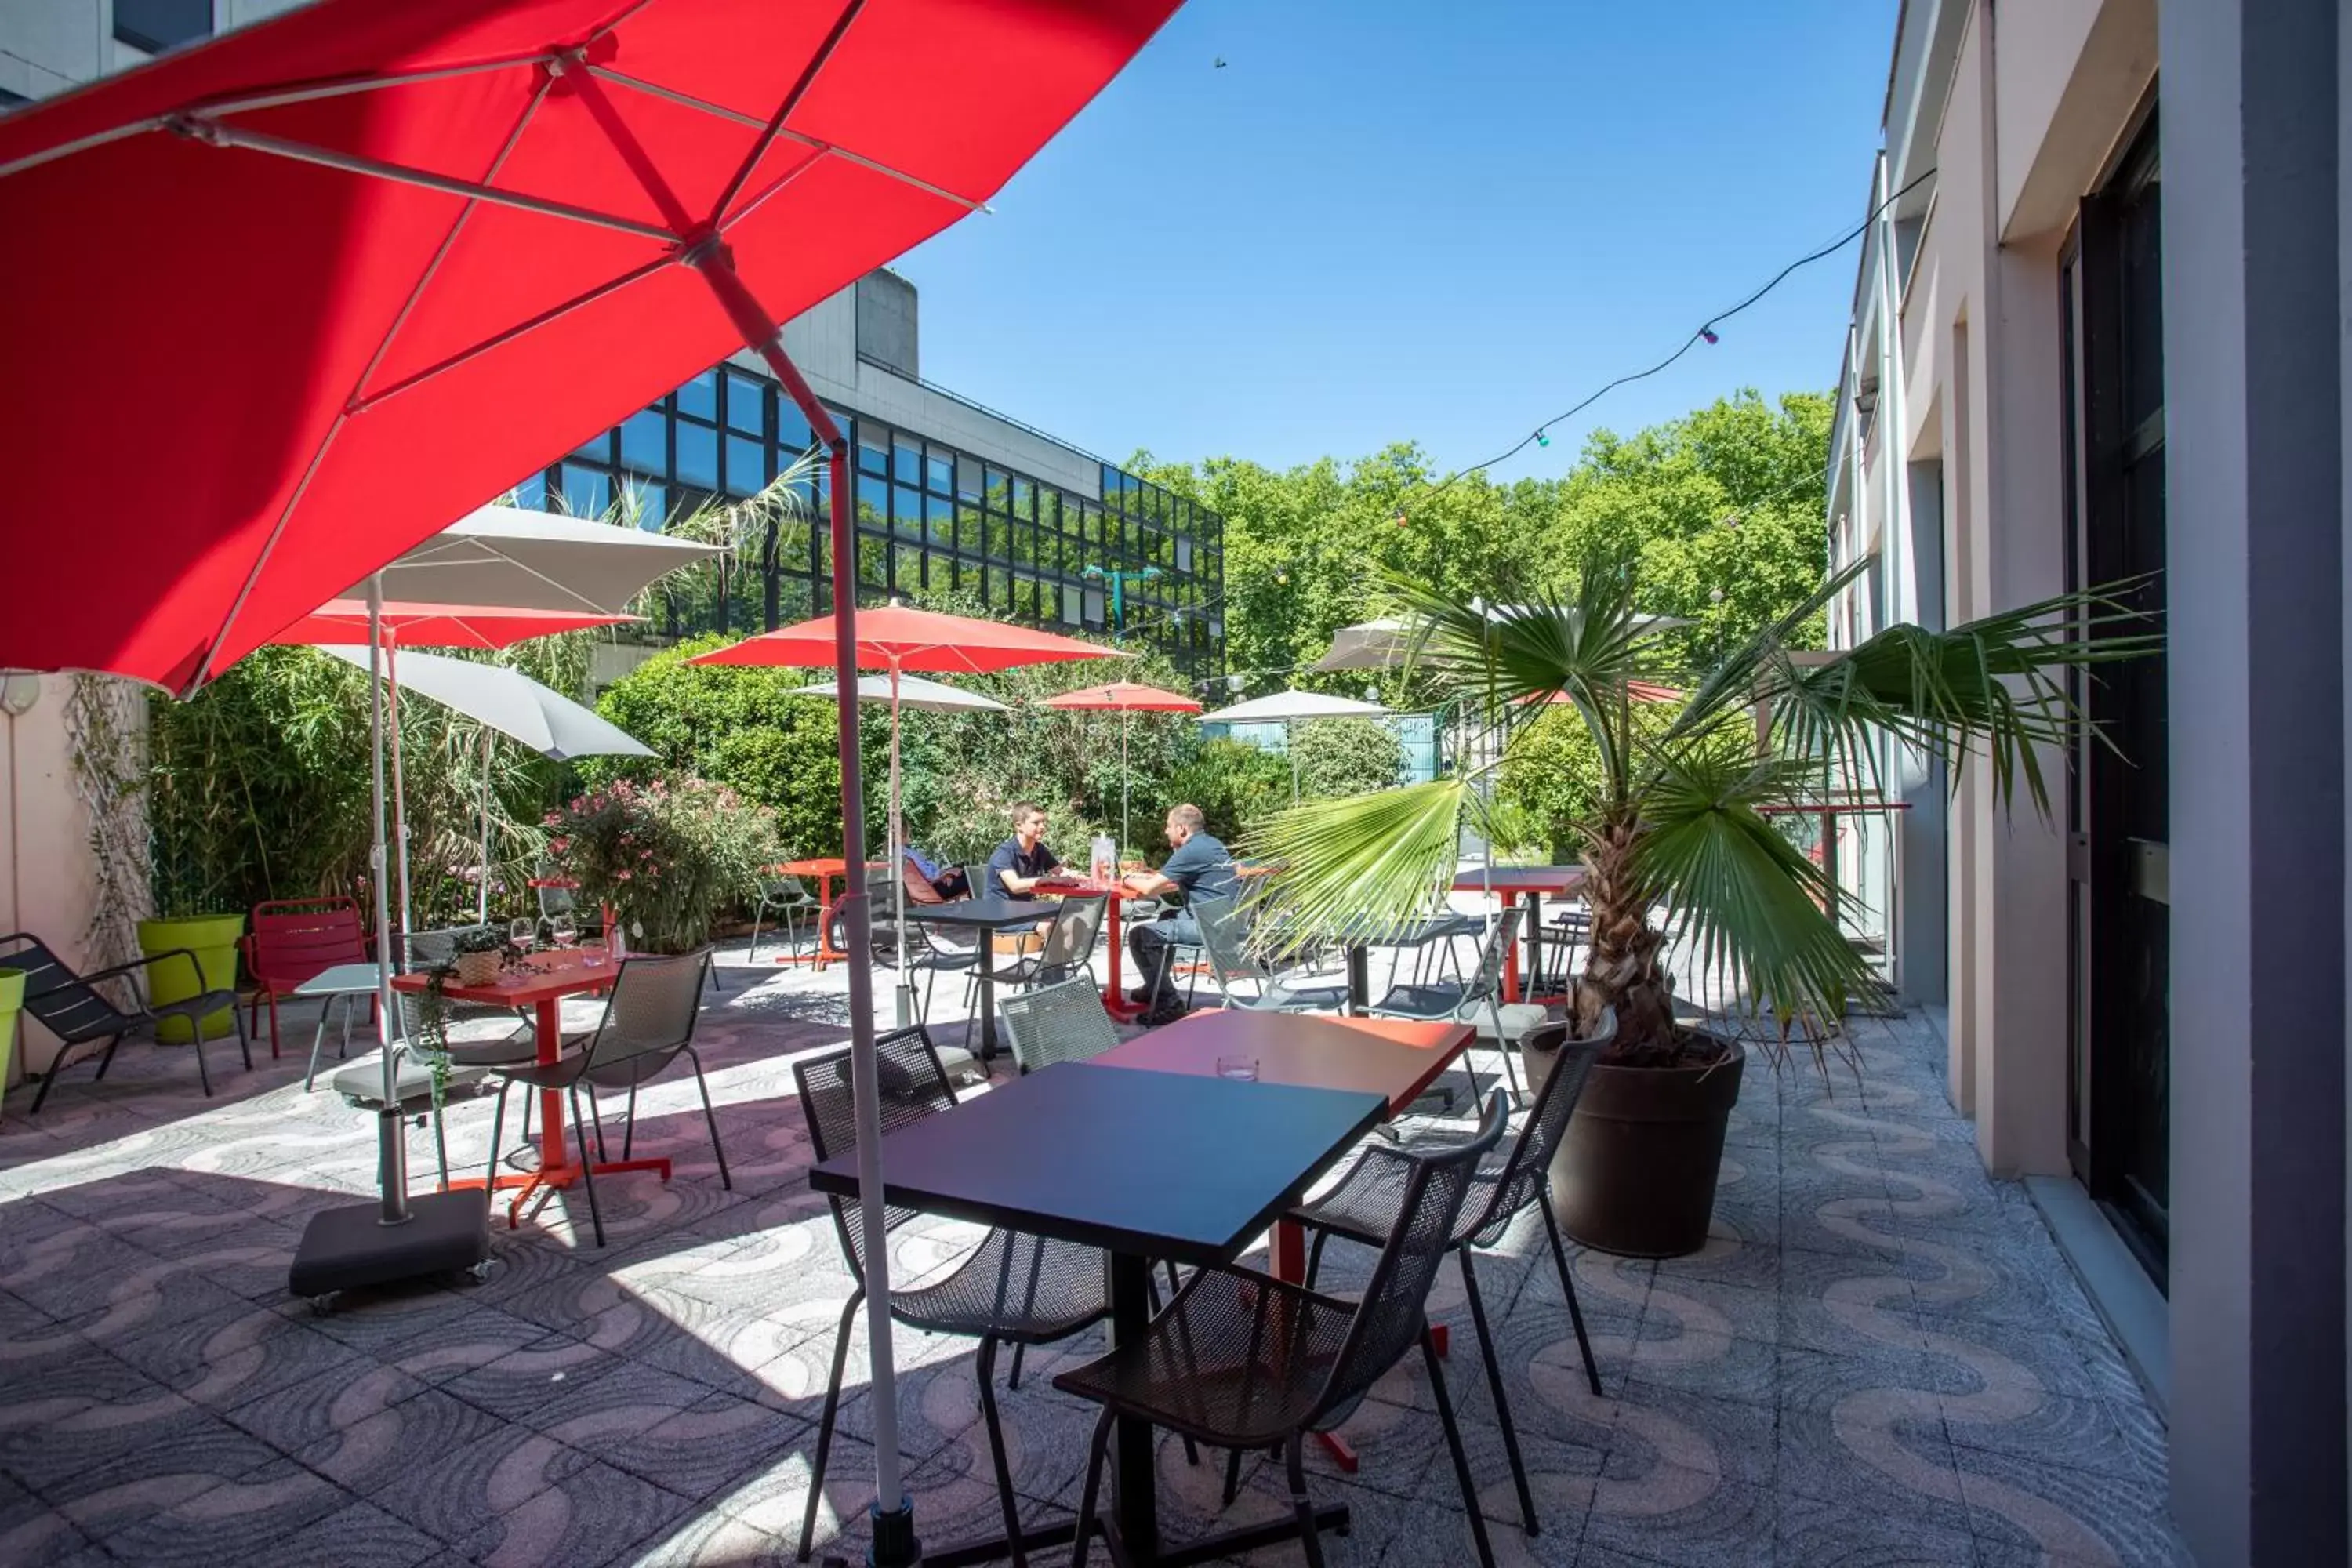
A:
1093;1006;1475;1472
390;947;666;1229
808;1060;1387;1567
292;960;387;1092
902;895;1063;1062
1453;864;1586;1003
769;858;887;970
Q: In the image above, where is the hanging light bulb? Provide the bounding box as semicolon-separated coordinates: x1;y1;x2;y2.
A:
1534;428;1551;448
1700;325;1719;345
1392;508;1409;528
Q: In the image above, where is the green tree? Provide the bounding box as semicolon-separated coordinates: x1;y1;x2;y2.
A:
1290;717;1405;799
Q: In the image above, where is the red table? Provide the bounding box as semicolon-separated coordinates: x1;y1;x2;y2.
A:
1452;864;1586;1003
768;858;887;969
1034;873;1145;1019
1093;1007;1474;1470
393;949;668;1230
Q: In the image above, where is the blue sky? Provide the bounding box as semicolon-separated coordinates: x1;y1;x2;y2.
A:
894;0;1900;481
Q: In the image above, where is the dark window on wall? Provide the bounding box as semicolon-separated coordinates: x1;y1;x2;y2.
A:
114;0;211;53
673;419;717;488
724;372;765;435
620;409;666;473
561;463;611;519
0;87;30;112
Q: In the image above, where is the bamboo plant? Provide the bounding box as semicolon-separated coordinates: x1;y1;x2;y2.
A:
1243;554;2160;1066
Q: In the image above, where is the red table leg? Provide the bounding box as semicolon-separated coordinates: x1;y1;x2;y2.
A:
1499;890;1524;1004
1102;891;1143;1021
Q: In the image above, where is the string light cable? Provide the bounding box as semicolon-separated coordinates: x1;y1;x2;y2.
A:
1399;165;1937;521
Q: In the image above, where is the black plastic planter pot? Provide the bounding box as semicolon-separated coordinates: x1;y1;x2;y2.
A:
1549;1033;1744;1258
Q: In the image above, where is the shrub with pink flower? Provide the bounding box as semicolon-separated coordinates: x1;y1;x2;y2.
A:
543;774;781;953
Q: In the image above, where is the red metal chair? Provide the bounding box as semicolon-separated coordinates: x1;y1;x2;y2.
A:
244;897;371;1059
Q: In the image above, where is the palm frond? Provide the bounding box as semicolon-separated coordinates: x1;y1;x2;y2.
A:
1668;558;1872;743
1760;580;2162;818
1241;779;1466;946
1632;746;1874;1033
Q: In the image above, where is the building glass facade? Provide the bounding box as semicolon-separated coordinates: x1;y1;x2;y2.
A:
514;363;1225;677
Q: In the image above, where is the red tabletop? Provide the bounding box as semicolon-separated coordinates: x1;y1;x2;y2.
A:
1094;1007;1472;1115
1450;865;1586;895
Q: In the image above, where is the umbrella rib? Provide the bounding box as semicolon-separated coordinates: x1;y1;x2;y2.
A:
707;0;865;227
184;78;554;692
190;52;558;122
577;64;983;217
168;115;681;243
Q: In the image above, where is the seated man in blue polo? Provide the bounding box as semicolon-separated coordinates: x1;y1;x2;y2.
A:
1122;803;1239;1014
985;801;1062;896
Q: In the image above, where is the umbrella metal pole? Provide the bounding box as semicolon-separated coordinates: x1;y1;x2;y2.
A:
477;728;494;927
890;662;914;1029
1120;711;1130;858
368;578;411;1224
386;633;413;942
684;239;914;1560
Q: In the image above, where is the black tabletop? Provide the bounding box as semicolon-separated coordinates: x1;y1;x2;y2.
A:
904;896;1063;931
808;1062;1386;1267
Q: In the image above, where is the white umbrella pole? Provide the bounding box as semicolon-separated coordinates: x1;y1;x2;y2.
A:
1120;710;1130;857
476;728;494;927
1287;718;1300;804
890;662;914;1029
366;576;410;1224
387;634;413;942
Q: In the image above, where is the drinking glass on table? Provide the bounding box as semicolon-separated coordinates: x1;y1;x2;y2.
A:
550;912;579;949
508;917;537;951
1214;1054;1260;1083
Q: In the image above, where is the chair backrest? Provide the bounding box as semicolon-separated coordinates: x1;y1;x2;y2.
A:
1033;894;1106;983
791;1025;960;1284
580;950;709;1077
1469;1006;1616;1241
765;874;809;902
405;924;492;971
536;879;579;919
1464;903;1527;1002
999;976;1121;1072
0;931;129;1044
966;862;999;898
1311;1090;1511;1425
1192;898;1271;1002
899;861;947;907
249;897;367;988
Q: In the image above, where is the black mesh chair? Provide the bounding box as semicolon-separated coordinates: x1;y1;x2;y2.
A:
963;893;1105;1054
746;874;819;959
2;931;252;1112
477;949;725;1248
791;1026;1112;1565
1054;1090;1512;1568
1363;904;1527;1104
1286;1009;1616;1537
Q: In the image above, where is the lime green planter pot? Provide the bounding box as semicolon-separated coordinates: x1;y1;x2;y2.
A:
136;914;245;1043
0;967;21;1094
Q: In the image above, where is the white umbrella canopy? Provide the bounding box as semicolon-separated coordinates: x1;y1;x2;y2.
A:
791;673;1011;714
1314;608;1691;673
1199;690;1392;800
347;505;726;615
322;645;652;922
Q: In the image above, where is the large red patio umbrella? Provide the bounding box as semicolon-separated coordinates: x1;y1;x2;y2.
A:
691;605;1116;1022
1044;681;1200;854
268;601;636;936
0;4;1179;1547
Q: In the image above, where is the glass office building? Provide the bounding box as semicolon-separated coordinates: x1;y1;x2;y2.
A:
514;359;1225;678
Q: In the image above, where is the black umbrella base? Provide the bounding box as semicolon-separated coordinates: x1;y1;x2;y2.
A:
288;1189;491;1308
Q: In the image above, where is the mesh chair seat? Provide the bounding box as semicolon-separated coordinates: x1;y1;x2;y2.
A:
331;1053;490;1112
1052;1268;1364;1445
895;1226;1110;1345
1366;982;1472;1019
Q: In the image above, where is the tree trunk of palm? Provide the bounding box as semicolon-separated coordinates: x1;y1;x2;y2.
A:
1578;812;1677;1061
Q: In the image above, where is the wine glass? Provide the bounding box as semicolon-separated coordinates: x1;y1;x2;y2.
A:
509;917;537;953
550;912;579;949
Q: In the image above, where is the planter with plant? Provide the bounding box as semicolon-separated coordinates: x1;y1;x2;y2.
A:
1247;555;2157;1258
448;926;513;988
544;775;780;955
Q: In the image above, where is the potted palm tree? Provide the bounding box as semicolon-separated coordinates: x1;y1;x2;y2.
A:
1247;554;2156;1257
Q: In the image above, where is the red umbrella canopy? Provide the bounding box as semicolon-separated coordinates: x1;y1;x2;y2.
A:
0;0;1180;694
689;604;1117;675
1044;681;1202;713
267;601;636;651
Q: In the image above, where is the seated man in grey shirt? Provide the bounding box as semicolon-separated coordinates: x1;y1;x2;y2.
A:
1122;803;1239;1011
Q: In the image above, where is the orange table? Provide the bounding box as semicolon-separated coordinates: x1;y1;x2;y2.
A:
769;858;887;968
1452;864;1585;1003
1093;1007;1474;1470
393;949;668;1229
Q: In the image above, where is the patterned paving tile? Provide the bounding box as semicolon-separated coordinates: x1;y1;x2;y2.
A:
0;971;2180;1566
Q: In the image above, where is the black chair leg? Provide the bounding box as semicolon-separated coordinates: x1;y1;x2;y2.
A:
1220;1446;1246;1508
687;1049;731;1189
190;1029;214;1098
1303;1229;1330;1290
586;1083;609;1163
1007;1341;1026;1389
1459;1248;1538;1534
1425;1328;1498;1568
231;1002;253;1073
567;1086;604;1247
974;1338;1030;1568
622;1082;638;1160
1284;1432;1326;1568
799;1288;866;1564
1537;1188;1603;1396
484;1080;511;1196
93;1029;126;1081
1069;1405;1115;1568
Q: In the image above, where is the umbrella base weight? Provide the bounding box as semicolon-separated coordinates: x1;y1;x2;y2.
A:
288;1189;489;1303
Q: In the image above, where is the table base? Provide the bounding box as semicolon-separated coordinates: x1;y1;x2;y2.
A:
451;1156;672;1229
